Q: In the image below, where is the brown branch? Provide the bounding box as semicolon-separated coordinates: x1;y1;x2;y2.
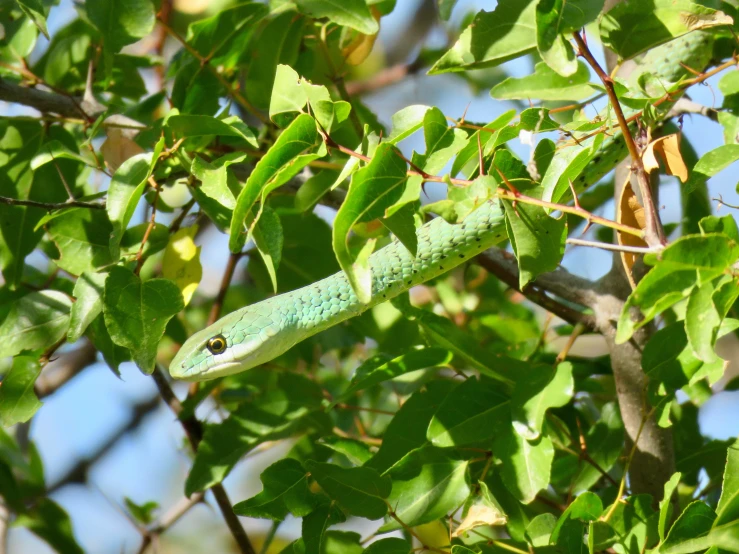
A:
47;395;161;493
137;492;206;554
573;31;664;247
476;249;596;330
208;252;243;326
156;17;268;125
35;341;98;398
150;367;256;554
0;195;105;210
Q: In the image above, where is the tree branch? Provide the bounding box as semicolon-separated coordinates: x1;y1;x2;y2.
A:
35;341;98;398
476;248;597;330
47;394;161;493
479;248;600;310
137;492;206;554
0;195;105;211
150;367;256;554
573;31;665;247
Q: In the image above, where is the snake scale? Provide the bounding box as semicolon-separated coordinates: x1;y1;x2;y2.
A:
170;31;715;381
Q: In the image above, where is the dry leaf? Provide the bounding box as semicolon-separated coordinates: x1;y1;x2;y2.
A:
341;7;381;65
642;133;688;182
617;177;649;289
452;504;507;538
101;126;144;172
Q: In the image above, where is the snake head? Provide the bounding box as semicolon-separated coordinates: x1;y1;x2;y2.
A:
169;304;287;381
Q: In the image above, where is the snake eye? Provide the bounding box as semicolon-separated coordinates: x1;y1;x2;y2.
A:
206;335;227;355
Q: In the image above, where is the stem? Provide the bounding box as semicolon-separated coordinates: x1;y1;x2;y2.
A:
151;367;257;554
0;196;105;210
573;31;664;247
566;237;658;254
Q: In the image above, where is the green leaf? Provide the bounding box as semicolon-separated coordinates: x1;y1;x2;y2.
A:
190;152;243;231
381;205;418;256
293;0;378;35
252;205;284;293
660;501;716;554
302;502;347;554
617;235;739;344
427;376;509;447
659;473;682;542
46;208;114;276
0;356;42;427
338;347;452;403
700;214;739;242
15;498;84;554
685;144;739;194
430;0;537;74
185;371;329;494
0;290;71;357
186;3;267;68
536;0;578;77
495;421;554;504
527;513;558;547
333;142;407;302
106;151;157;259
511;362;574;440
568;403;624;493
551;492;603;544
386;105;431;144
451;110;517;177
243;11;306;111
542;133;604;204
379;445;470;531
233;459;315;521
16;0;49;39
167;114;258;146
306;461;391;519
492;61;597;100
504;201;567;289
102;266;184;374
599;0;732;60
391;296;519;386
229;113;322;253
685;282;722;363
362;537;411;554
68;271;107;342
716;440;739;526
318;436;373;466
366;380;455;474
30;139;94;170
124;497;159;525
86;0;155;54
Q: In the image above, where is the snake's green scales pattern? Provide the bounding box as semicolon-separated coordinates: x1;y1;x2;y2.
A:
170;32;715;381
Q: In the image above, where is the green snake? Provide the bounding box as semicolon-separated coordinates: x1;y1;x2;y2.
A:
170;32;715;381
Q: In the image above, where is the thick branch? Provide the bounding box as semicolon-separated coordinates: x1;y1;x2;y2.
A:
479;248;599;310
0;78;86;118
477;248;597;330
150;367;256;554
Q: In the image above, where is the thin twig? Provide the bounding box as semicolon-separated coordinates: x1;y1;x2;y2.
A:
566;237;658;254
137;492;205;554
208;252;243;326
573;31;664;247
0;196;105;210
156;17;268;124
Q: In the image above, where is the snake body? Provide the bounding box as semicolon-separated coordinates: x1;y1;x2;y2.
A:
170;32;715;381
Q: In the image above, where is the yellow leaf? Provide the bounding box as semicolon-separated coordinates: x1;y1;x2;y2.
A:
642;134;688;183
452;504;507;538
616;178;649;290
162;226;202;306
341;7;381;65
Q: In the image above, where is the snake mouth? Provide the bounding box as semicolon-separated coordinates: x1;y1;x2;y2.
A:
170;359;245;382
